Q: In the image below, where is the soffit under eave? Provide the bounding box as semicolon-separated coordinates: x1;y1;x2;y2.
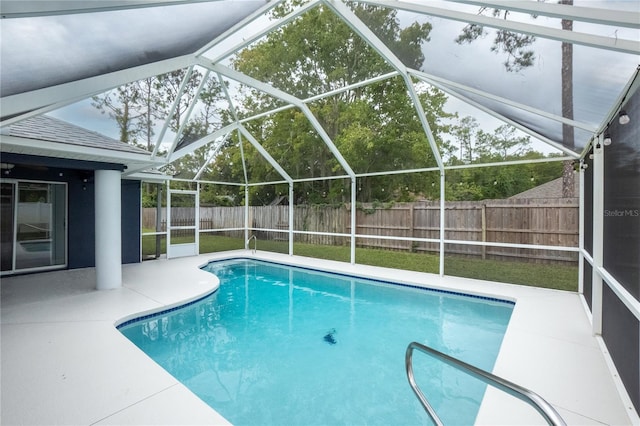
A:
0;135;164;170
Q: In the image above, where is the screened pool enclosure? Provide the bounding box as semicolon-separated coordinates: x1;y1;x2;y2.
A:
1;0;639;417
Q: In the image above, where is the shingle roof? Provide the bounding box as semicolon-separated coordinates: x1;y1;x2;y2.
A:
8;115;150;155
510;176;580;199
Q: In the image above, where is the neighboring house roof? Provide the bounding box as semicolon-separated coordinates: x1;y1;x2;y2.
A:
8;115;149;155
510;176;580;199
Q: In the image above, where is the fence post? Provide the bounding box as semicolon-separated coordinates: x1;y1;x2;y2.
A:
409;203;415;249
481;203;487;260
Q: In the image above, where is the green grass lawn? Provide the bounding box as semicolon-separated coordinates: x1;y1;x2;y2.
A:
142;233;578;292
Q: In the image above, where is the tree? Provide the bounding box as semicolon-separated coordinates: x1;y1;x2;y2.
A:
486;124;532;158
445;119;561;201
452;116;479;163
160;73;227;178
155;70;206;133
96;69;225;139
93;67;227;180
560;0;575;197
446;150;563;201
209;3;451;204
455;8;535;72
456;3;576;197
92;78;162;148
450;118;532;164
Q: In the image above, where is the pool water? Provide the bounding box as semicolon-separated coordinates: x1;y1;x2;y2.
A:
118;259;513;425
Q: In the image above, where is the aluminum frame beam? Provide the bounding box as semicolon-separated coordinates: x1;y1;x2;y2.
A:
410;71;581;158
193;135;229;180
0;0;221;18
1;55;196;126
591;133;604;335
325;0;447;266
324;0;444;170
154;66;196;159
238;71;400;124
166;70;212;159
323;0;406;74
358;0;640;55
190;72;240;181
195;0;283;57
200;61;356;177
171;121;239;159
447;0;640;29
410;69;597;133
202;0;320;62
238;124;293;184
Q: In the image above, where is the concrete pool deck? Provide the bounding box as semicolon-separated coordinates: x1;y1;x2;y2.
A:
1;251;637;425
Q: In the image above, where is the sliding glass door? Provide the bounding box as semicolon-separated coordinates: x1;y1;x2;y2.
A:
1;180;67;274
1;182;15;271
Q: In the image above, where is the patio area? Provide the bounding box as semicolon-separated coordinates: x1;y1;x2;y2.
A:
1;251;635;425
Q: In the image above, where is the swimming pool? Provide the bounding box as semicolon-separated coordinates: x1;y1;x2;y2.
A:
118;258;514;425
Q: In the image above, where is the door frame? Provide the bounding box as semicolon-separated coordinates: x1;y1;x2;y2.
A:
166;188;199;258
1;178;68;275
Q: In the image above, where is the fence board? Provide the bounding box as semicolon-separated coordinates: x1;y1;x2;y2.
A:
143;198;578;264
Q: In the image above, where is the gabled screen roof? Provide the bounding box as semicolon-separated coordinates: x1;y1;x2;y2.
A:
1;0;638;175
355;0;639;152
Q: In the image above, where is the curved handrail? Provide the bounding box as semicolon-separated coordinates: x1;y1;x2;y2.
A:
247;234;257;254
405;341;566;426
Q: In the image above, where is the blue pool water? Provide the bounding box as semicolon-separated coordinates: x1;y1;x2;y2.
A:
118;259;513;425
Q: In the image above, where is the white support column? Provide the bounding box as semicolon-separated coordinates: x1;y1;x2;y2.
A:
439;172;446;276
166;180;172;252
244;185;249;246
351;177;357;264
289;183;294;256
95;169;122;290
195;182;200;255
578;160;585;294
592;136;604;335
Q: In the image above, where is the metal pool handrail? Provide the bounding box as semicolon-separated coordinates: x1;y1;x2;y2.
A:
405;341;566;426
247;234;257;254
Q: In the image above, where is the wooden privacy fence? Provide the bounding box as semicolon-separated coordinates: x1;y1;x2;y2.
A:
349;199;578;264
143;198;578;264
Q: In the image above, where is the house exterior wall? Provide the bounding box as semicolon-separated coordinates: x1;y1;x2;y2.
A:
583;88;639;414
1;153;141;271
601;90;640;414
121;179;141;264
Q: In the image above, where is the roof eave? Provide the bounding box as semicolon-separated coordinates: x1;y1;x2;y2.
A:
0;134;164;171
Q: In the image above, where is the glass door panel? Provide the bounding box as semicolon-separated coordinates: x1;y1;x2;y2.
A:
15;182;66;270
1;182;15;271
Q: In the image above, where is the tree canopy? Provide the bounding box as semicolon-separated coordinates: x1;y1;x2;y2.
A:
203;4;454;203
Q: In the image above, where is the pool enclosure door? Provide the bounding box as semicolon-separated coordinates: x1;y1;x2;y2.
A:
166;188;199;258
